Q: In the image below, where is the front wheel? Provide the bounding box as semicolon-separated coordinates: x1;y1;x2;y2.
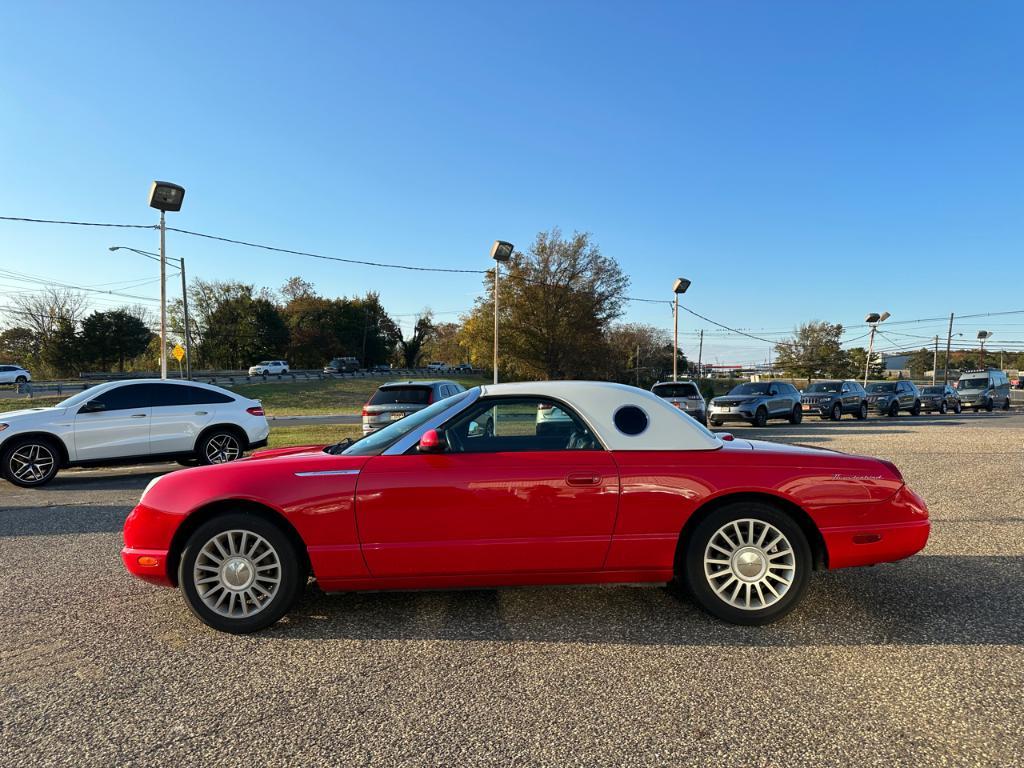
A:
179;513;304;634
682;503;812;625
753;407;768;428
888;401;900;417
910;400;921;416
954;402;962;414
939;401;947;414
789;405;803;424
709;418;722;427
855;402;868;420
1003;397;1011;411
2;437;60;488
829;402;842;421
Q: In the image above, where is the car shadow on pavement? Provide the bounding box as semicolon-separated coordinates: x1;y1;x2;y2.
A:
273;555;1024;647
0;504;129;537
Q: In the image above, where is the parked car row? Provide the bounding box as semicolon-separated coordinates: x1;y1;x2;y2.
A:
650;367;1013;429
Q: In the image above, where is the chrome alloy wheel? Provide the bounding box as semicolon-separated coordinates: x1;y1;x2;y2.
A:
9;443;56;484
703;518;796;610
193;530;281;618
205;433;241;464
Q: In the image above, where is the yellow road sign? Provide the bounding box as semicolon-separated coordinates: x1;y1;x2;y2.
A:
172;344;186;362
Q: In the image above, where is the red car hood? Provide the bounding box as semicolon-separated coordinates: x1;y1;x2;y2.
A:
248;444;327;461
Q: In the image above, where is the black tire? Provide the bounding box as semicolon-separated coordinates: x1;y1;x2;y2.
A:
855;402;868;420
939;401;947;414
789;405;802;424
985;398;994;413
1;436;61;488
177;458;200;468
709;418;722;427
888;401;900;417
15;375;27;384
954;402;962;414
1003;397;1011;411
753;407;768;428
682;502;812;625
910;400;921;416
262;370;268;379
196;428;246;466
829;402;842;421
179;512;303;634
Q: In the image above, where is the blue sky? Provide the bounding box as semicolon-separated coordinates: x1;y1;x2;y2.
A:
2;1;1022;365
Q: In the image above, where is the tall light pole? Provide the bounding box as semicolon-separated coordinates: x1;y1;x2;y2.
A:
672;278;692;382
490;240;514;384
932;335;939;384
109;245;190;379
148;182;185;379
863;311;890;386
978;330;992;368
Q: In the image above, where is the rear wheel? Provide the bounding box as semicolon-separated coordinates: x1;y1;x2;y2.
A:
682;502;812;625
2;436;60;488
752;407;768;428
985;398;994;413
179;513;303;633
15;375;27;384
197;429;245;465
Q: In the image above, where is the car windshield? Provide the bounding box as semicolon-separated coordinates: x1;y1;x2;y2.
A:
807;382;841;393
921;386;945;394
257;361;272;365
958;378;987;390
341;389;473;456
369;386;431;405
866;383;896;393
653;383;699;398
730;383;770;396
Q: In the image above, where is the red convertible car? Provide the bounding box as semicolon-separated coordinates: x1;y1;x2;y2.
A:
122;381;930;633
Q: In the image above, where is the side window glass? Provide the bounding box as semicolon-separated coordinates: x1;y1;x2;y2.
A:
186;386;234;405
442;398;598;453
91;385;150;411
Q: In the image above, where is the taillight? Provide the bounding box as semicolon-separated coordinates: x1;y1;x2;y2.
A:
246;406;264;417
427;392;434;404
362;407;370;417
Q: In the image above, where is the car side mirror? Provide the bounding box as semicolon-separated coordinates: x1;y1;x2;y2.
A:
79;400;105;413
417;428;446;453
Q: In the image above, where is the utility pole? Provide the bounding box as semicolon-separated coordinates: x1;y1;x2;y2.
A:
697;329;704;380
180;257;192;380
943;312;954;384
932;335;938;385
159;210;167;379
672;295;679;382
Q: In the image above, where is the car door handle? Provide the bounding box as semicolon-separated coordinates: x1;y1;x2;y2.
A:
566;473;601;487
194;411;208;415
130;413;147;418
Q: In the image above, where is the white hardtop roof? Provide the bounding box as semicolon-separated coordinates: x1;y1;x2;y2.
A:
477;380;721;451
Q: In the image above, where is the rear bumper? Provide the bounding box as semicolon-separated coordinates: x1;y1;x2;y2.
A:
248;437;269;450
121;546;173;587
821;485;930;569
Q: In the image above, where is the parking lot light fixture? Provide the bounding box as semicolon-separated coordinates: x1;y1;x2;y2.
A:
672;278;691;382
863;311;890;386
978;330;992;367
490;241;514;385
148;181;186;380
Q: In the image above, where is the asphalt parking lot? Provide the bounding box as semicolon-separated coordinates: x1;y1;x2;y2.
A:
2;412;1023;767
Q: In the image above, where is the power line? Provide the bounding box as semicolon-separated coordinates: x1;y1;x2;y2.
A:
0;215;154;229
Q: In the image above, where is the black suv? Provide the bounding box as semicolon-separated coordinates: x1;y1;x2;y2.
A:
800;380;869;421
919;384;961;414
865;380;921;416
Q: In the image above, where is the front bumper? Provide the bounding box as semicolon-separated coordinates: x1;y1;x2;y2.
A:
868;399;894;413
121;546;173;587
709;405;756;422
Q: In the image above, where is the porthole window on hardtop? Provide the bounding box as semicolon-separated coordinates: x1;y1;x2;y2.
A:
613;405;649;436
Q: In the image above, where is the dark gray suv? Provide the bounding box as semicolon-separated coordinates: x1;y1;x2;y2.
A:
865;380;921;416
708;381;802;427
651;380;707;425
919;384;961;414
800;380;869;421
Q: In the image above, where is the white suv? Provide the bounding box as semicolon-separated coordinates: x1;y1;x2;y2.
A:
248;360;289;377
0;365;31;385
0;379;269;488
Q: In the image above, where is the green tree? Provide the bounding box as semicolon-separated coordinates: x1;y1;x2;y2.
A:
80;309;154;372
0;327;38;367
603;323;680;387
461;229;629;380
846;346;885;380
774;322;848;383
40;317;81;376
399;312;434;368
